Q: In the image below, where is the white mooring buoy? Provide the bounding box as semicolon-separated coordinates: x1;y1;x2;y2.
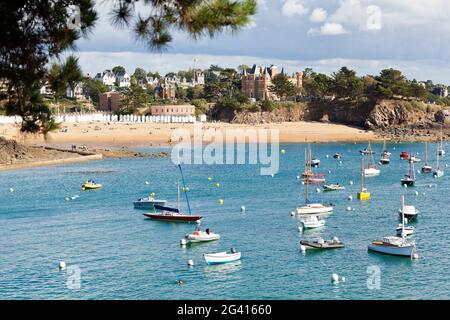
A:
300;245;306;252
180;239;187;246
331;273;339;283
348;195;353;201
188;259;194;266
241;206;246;212
59;261;66;270
347;206;352;211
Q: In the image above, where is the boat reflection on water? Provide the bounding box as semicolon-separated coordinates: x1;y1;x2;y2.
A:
203;260;242;275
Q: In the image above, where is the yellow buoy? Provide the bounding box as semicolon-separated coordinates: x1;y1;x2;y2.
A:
207;177;212;181
216;183;220;188
186;187;189;191
181;187;185;191
218;199;224;205
281;149;286;154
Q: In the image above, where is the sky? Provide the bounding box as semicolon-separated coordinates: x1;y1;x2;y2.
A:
68;0;450;84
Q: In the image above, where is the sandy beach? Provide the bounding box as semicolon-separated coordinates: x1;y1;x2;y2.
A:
0;121;378;148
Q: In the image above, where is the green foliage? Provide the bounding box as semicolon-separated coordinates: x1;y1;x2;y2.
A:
119;82;149;114
259;99;275;112
331;67;364;100
83;78;108;106
269;73;297;101
0;0;96;133
187;85;205;100
133;68;147;81
302;71;331;98
112;66;126;75
204;66;241;102
48;64;66;100
175;87;188;101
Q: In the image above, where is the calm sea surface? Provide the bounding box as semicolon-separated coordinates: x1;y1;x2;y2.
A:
0;143;449;299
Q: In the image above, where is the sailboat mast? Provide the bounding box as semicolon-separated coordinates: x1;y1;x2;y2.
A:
361;157;365;192
424;142;428;165
401;195;405;239
305;145;309;205
177;164;192;215
177;181;181;212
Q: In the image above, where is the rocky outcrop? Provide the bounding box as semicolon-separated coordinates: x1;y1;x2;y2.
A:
231;105;306;125
435;109;450;124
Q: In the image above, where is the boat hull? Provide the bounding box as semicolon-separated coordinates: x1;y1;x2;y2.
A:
204;252;241;265
300;240;344;250
380;159;390;165
401;180;415;187
364;168;380;176
433;170;444;178
143;214;202;222
296;205;333;215
357;192;371;201
368;243;414;257
186;234;220;243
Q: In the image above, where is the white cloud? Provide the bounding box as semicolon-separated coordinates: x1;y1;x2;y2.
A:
310;8;327;23
282;0;308;17
308;23;348;36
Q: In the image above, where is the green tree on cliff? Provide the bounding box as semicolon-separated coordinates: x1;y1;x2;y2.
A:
331;67;364;100
269;73;297;101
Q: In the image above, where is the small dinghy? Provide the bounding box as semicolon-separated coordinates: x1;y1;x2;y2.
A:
204;248;241;265
398;195;419;222
81;180;102;190
300;237;344;250
300;215;325;229
185;227;220;243
133;194;167;209
323;184;345;191
333;153;342;159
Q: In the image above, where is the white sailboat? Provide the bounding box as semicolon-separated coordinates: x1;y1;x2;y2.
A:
300;215;326;229
433;144;444;178
398;195;419;222
368;202;415;257
363;142;380;176
296;146;333;216
380;140;391;165
421;142;432;173
438;125;445;156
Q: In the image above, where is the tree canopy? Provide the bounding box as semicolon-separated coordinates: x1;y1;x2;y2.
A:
269;73;297;101
0;0;257;133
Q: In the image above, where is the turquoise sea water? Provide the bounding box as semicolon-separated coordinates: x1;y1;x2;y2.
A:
0;143;449;300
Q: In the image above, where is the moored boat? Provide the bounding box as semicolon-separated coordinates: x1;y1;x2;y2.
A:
204;249;241;265
368;237;415;257
333;153;342;159
433;144;444;178
396;225;414;237
421;142;432;173
400;151;409;160
357;158;371;201
300;237;344;250
81;180;102;190
300;215;326;229
185;227;220;243
398;195;419;222
133;194;167;209
401;152;416;187
323;184;345;191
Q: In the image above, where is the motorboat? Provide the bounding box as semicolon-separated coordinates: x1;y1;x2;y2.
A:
308;158;320;168
300;215;325;229
185;227;220;243
333;153;342;159
81;180;102;190
300;237;344;250
399;206;419;222
203;249;241;265
133;195;167;209
323;184;345;191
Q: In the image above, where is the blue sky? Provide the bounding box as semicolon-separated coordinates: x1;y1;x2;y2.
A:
70;0;450;84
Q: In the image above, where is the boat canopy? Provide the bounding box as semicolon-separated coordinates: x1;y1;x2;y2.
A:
154;205;179;213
